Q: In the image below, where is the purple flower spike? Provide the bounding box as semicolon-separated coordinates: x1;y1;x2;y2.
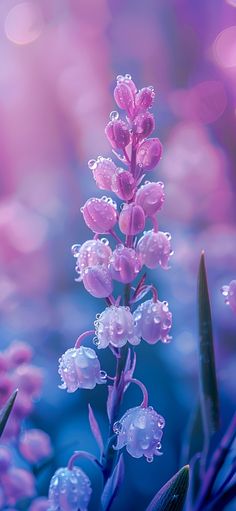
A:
111;169;135;201
137;230;172;269
95;306;140;349
135;86;155;112
82;197;117;234
82;265;113;298
114;405;165;461
221;280;236;313
133;299;172;344
110;245;142;284
19;428;52;464
105;119;130;150
48;466;92;511
73;239;112;278
119;203;145;235
58;346;107;392
137;137;162;171
136;182;165;217
134;112;155;140
89;157;116;191
29;497;50;511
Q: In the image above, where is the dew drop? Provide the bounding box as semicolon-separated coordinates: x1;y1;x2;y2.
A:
125;73;132;80
100;370;107;380
113;421;122;434
88;159;97;170
156;441;162;450
146;456;154;463
110;110;119;121
71;244;81;257
93;337;100;346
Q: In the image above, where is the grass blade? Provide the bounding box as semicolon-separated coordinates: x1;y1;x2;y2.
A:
198;251;220;437
0;389;18;437
145;465;189;511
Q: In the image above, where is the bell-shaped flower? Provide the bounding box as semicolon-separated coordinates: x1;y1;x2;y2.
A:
114;405;165;461
105;119;130;150
89;157;116;191
135;182;165;217
136;138;162;171
133;299;172;344
82;265;113;298
48;466;92;511
110;245;142;284
135;86;155;112
58;346;107;392
111;169;135;201
95;306;140;349
72;239;112;279
81;197;117;234
133;112;155;140
119;203;145;235
137;230;172;269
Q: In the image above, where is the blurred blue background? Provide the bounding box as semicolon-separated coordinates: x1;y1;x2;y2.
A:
0;0;236;509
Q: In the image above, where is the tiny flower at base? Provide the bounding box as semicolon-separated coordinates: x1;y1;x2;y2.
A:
95;305;140;348
58;346;107;392
113;405;165;461
48;466;92;511
133;299;172;344
221;280;236;313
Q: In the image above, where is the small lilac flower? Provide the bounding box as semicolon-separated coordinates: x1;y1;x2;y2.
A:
19;429;52;464
81;197;117;234
89;157;116;191
137;230;172;269
135;182;165;217
58;346;107;392
134;112;155;140
48;466;92;511
135;86;155;112
1;468;36;505
133;299;172;344
95;306;140;349
110;245;142;284
82;265;113;298
111;169;135;201
105;119;130;150
114;80;135;117
5;341;33;368
137;137;162;171
0;445;12;472
119;203;145;235
221;280;236;313
113;405;165;461
29;497;50;511
72;239;112;278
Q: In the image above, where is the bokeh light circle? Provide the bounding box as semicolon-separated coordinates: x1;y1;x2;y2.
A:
5;2;43;45
213;26;236;68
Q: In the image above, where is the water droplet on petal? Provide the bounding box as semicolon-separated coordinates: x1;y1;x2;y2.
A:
100;370;107;380
88;159;97;170
113;421;122;434
110;110;119;121
146;456;154;463
71;244;81;257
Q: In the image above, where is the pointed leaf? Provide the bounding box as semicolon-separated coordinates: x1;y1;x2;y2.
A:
101;454;125;511
198;252;220;436
145;465;189;511
106;385;114;423
131;273;147;301
88;404;104;456
0;389;18;437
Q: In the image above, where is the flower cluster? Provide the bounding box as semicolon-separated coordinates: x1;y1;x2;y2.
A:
51;74;173;509
0;341;51;509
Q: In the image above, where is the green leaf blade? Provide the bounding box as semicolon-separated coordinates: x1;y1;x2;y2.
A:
0;389;18;437
145;465;189;511
198;251;220;437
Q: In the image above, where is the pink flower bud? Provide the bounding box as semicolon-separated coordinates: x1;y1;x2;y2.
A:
135;182;165;217
137;230;172;269
73;239;112;277
110;245;142;283
119;203;145;235
133;299;172;344
49;466;92;511
114;405;164;461
19;429;52;464
89;157;116;191
95;306;140;348
82;197;117;234
134;112;155;140
58;346;106;392
111;169;135;201
137;138;162;171
221;280;236;313
135;86;155;112
29;497;50;511
116;73;137;95
105;120;130;149
82;265;113;298
14;364;43;398
6;341;33;368
114;81;135;116
1;468;35;505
